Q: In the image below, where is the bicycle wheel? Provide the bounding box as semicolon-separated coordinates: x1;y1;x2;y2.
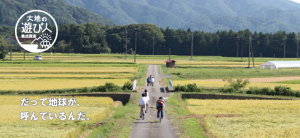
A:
142;113;144;120
159;110;162;123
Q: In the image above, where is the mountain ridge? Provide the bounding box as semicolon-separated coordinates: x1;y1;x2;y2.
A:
63;0;300;32
0;0;116;27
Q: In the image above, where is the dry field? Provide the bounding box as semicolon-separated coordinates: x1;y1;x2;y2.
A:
186;99;300;138
0;96;114;138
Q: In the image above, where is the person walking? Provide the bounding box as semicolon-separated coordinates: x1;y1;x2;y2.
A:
151;76;155;86
147;77;151;86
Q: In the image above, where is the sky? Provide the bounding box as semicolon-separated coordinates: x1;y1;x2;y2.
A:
290;0;300;3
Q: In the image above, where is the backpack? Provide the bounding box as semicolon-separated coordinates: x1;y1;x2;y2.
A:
147;78;151;83
157;99;164;106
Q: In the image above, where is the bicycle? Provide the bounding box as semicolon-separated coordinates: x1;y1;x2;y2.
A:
157;107;163;123
140;106;146;120
145;104;149;113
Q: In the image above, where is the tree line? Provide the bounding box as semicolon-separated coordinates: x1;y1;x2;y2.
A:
1;23;300;57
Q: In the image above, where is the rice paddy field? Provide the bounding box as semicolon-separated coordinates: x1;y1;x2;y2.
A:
3;53;300;138
0;96;114;138
173;80;300;90
185;99;300;138
4;53;300;91
0;60;137;91
163;66;300;90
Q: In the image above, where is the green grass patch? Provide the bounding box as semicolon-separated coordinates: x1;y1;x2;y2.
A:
274;80;300;84
163;66;300;80
133;65;148;87
165;93;205;138
88;94;140;138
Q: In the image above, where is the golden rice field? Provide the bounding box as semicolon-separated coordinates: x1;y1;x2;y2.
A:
135;60;263;65
0;96;114;138
0;73;133;79
0;73;134;79
0;79;130;90
178;64;261;68
173;80;300;90
186;99;300;138
48;57;258;66
0;67;138;74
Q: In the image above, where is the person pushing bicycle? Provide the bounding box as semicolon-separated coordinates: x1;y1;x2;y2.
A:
156;97;165;119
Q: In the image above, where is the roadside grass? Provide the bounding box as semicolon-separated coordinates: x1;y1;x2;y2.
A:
132;65;148;87
87;94;140;138
165;93;206;138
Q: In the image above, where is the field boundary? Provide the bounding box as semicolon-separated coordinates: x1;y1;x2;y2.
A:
182;93;295;100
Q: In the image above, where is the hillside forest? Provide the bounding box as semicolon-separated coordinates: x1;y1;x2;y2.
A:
1;23;299;58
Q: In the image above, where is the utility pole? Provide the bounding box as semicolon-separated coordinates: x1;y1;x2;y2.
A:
248;35;251;68
10;33;12;61
237;35;239;57
169;48;171;60
153;36;155;55
250;36;255;68
297;35;299;59
134;32;137;63
125;30;127;60
241;35;243;59
190;32;193;60
284;36;287;59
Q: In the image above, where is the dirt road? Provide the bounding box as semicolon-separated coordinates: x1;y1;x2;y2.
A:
130;65;178;138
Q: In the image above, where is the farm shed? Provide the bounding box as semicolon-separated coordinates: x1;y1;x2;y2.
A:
165;60;176;68
260;61;300;69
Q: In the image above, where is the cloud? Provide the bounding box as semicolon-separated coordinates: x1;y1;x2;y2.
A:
290;0;300;4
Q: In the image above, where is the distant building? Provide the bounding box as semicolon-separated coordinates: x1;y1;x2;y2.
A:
165;60;176;68
260;61;300;69
5;37;39;45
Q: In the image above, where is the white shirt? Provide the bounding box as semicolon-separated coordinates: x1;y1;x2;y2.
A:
139;97;147;105
144;92;150;102
151;78;154;82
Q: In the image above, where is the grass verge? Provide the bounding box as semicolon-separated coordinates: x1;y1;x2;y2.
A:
87;94;140;138
165;93;206;138
133;65;148;87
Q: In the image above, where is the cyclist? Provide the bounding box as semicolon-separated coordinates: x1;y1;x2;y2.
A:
156;97;165;119
139;93;147;118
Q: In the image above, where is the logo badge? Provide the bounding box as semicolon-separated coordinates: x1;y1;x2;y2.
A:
15;10;58;53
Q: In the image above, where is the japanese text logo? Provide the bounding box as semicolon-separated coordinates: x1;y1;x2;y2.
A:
15;10;58;53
